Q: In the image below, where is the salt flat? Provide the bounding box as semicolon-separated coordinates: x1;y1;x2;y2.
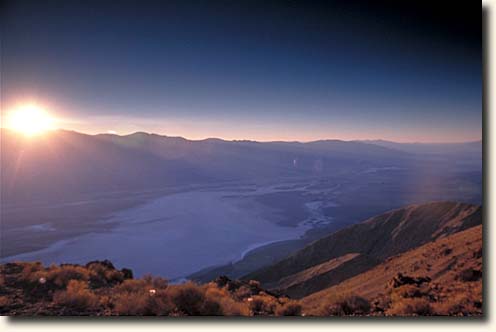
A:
4;189;308;279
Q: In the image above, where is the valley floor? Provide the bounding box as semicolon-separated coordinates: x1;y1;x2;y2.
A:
2;166;482;281
2;187;311;279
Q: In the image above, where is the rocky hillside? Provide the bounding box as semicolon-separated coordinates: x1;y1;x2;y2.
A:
244;202;482;297
301;225;483;316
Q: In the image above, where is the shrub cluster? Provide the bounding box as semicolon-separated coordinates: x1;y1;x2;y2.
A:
314;294;371;316
53;280;99;311
382;272;482;316
2;262;303;316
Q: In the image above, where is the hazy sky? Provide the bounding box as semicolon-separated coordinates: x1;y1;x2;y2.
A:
1;0;481;142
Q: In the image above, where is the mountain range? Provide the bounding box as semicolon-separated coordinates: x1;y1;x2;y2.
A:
1;128;481;207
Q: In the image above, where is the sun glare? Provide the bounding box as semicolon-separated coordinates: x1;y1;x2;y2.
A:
7;104;55;136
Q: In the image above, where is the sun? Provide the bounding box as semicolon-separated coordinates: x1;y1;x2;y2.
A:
7;104;55;136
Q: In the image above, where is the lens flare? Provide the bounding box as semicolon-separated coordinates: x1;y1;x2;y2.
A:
7;104;55;136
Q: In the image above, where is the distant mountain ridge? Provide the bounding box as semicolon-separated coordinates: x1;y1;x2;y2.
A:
1;128;413;206
244;201;482;298
1;128;481;208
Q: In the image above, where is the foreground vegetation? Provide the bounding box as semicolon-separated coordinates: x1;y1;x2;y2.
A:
0;256;482;316
0;260;300;316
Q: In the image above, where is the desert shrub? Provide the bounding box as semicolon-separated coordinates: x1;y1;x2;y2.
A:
387;297;432;316
47;265;90;288
142;275;168;289
249;294;278;315
390;285;425;302
112;276;171;315
200;299;224;316
18;262;45;285
113;288;174;315
2;262;25;275
85;260;115;270
322;295;371;316
17;262;91;291
146;290;175;315
121;268;133;279
98;294;112;308
233;285;252;300
114;279;148;294
53;280;98;311
431;288;482;316
115;275;168;294
387;283;433;316
12;262;55;300
106;269;124;283
276;300;302;316
434;298;474;316
166;282;234;316
169;282;207;315
86;262;124;288
86;263;107;287
205;283;249;316
221;299;250;316
113;291;148;315
370;293;390;314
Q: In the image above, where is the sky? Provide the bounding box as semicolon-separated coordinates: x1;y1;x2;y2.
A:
1;0;482;142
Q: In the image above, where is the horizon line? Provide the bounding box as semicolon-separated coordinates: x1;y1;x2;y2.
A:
0;126;483;145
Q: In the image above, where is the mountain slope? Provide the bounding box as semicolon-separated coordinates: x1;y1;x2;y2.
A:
277;253;381;298
301;224;483;316
244;202;482;297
